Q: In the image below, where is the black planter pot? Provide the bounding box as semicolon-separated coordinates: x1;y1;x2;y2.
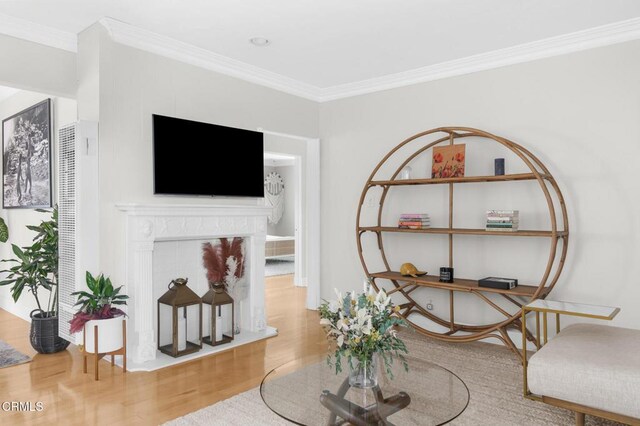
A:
30;310;70;354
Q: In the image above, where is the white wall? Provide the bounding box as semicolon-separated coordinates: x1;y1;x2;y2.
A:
265;164;296;237
0;34;76;98
319;39;640;338
75;24;318;349
0;90;77;320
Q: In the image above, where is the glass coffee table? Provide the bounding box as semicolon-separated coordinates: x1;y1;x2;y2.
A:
260;356;469;425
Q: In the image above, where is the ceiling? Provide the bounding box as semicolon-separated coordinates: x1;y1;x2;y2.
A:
1;1;640;98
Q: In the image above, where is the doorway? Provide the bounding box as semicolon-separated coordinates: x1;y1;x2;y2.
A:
261;130;320;310
264;152;300;283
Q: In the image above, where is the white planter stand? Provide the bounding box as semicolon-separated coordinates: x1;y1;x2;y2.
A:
82;316;127;380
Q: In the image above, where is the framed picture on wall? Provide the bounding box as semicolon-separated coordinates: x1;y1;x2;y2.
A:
2;99;52;208
432;144;466;178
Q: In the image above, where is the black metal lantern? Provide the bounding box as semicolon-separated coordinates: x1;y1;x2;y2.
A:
201;283;234;346
157;278;203;357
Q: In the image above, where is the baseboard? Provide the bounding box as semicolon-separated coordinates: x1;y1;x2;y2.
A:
294;277;308;287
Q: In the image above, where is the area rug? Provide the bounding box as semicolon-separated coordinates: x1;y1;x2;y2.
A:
265;256;295;277
0;340;30;369
165;331;621;425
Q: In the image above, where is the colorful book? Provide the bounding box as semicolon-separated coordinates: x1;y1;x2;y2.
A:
399;221;430;226
398;225;429;229
400;214;430;219
486;211;519;217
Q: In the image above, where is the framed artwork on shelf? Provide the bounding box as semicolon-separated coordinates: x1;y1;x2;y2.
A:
2;99;53;208
432;144;465;178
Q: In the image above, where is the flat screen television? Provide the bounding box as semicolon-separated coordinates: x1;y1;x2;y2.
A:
153;114;264;197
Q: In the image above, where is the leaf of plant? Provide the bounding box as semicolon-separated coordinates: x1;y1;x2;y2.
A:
11;245;27;263
86;271;96;292
0;218;8;243
104;278;113;296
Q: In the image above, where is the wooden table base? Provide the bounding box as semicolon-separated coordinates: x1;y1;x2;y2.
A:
320;377;411;426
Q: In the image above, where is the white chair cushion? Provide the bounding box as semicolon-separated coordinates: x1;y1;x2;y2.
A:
528;323;640;418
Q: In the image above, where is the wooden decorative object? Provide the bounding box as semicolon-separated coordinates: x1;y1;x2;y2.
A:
320;377;411;426
82;319;127;381
356;127;569;359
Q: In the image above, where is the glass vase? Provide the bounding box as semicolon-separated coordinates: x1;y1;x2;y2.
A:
349;355;378;389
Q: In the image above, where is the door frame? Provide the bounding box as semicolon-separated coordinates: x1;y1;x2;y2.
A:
260;128;320;310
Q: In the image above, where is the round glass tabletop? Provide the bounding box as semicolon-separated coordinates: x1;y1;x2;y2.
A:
260;356;469;425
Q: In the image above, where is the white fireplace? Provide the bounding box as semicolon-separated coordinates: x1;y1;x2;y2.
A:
116;203;276;371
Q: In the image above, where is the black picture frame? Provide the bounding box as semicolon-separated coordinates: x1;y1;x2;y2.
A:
2;98;53;209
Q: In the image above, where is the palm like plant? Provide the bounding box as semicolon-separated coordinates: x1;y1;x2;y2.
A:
0;208;58;317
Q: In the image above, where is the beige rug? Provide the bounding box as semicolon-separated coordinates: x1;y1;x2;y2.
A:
166;331;622;425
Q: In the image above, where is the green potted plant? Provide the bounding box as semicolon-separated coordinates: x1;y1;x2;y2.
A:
0;208;69;353
70;272;128;354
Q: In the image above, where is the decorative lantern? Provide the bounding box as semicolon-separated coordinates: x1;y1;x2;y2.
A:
157;278;203;357
201;283;234;346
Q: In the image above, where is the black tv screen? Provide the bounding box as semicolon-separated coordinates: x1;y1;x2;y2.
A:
153;115;264;197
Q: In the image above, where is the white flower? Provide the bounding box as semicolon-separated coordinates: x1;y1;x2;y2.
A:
334;288;343;301
337;334;344;347
320;318;332;327
374;289;391;311
350;308;372;335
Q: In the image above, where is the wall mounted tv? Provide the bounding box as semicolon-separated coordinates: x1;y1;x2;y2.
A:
153;114;264;197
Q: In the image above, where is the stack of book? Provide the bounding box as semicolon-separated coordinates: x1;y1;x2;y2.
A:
398;214;430;229
486;210;519;232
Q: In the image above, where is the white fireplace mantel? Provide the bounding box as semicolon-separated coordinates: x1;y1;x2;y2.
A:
116;203;273;369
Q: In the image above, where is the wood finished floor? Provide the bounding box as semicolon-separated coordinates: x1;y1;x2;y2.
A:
0;275;327;425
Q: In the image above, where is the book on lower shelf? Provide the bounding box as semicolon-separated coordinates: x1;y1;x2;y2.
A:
398;213;430;229
478;277;518;290
486;210;519;232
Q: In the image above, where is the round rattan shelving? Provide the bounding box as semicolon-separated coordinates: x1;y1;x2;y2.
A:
356;127;569;357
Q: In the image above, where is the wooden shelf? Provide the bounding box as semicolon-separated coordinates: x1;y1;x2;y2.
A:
356;127;570;355
370;271;549;298
360;226;567;238
369;173;548;187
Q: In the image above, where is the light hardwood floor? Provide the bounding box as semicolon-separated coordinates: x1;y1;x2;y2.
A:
0;275;327;425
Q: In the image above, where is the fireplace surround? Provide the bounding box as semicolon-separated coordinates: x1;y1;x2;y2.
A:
116;203;276;371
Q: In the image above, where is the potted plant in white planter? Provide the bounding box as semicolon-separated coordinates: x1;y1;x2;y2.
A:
0;208;69;354
69;272;128;354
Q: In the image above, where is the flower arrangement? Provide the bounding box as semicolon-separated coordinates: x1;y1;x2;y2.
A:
202;237;246;299
319;285;409;379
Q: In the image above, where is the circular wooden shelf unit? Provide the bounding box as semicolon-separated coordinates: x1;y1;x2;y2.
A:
356;127;569;357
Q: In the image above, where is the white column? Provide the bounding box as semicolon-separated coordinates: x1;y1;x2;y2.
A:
128;215;158;364
249;217;267;332
133;240;157;362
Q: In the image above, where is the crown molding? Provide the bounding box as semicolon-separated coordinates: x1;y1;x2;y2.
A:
318;17;640;101
0;13;77;52
99;18;321;101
